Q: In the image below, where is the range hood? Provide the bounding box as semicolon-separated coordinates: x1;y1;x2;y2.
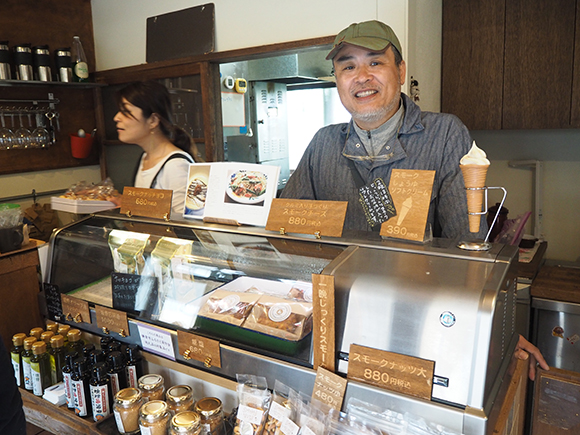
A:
246;50;335;86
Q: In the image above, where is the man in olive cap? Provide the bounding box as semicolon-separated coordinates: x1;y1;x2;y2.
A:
281;20;549;381
282;20;485;240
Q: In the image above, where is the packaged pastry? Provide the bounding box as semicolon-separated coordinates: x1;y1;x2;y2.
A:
198;290;261;327
234;375;271;435
108;230;150;275
242;295;313;341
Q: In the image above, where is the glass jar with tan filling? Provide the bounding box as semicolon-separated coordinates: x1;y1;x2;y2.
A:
113;387;143;434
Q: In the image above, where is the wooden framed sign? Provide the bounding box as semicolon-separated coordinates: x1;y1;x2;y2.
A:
121;187;173;220
266;199;348;238
60;294;91;325
95;305;129;336
347;344;434;401
312;274;336;372
382;169;435;242
177;330;222;368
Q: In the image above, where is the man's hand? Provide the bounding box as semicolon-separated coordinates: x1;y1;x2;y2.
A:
514;334;549;381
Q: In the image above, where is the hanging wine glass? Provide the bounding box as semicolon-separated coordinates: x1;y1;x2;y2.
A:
0;111;15;150
31;111;50;148
14;111;31;149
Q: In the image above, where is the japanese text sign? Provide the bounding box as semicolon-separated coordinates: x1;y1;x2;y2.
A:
266;199;347;237
312;366;347;411
121;186;173;220
312;274;335;372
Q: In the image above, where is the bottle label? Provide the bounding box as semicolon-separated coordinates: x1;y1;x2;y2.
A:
127;365;137;388
31;361;43;396
110;372;120;397
74;61;89;79
63;372;74;408
22;356;33;390
139;425;152;435
72;379;88;417
114;409;126;433
90;384;111;421
11;353;21;387
50;354;57;385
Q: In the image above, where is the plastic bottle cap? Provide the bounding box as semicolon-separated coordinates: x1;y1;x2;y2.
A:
30;327;44;339
58;324;71;335
40;331;54;344
32;341;47;355
23;336;37;350
67;329;81;342
108;350;126;369
50;334;65;348
12;333;27;347
92;362;108;382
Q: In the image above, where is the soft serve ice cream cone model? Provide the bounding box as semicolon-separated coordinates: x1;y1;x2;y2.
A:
460;141;490;233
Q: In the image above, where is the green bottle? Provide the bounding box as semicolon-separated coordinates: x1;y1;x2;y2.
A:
71;36;89;82
49;334;66;384
30;341;52;396
10;333;27;387
22;336;37;391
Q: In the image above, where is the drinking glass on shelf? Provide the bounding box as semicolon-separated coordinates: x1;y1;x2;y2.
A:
0;112;15;150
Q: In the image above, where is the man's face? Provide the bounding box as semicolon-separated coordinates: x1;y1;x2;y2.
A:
333;44;406;131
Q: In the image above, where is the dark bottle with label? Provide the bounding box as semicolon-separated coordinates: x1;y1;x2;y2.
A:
107;351;128;398
22;336;37;391
71;358;92;417
71;36;89;82
67;329;85;355
48;334;66;384
90;362;112;422
62;351;79;409
89;349;106;368
30;341;52;396
11;333;26;388
125;345;144;389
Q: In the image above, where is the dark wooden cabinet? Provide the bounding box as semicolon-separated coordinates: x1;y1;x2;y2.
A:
442;0;580;130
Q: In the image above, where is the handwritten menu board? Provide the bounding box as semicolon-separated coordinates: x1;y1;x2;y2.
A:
358;178;397;227
111;272;158;316
43;283;63;321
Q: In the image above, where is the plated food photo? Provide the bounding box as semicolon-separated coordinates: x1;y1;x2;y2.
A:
186;176;208;210
226;170;268;204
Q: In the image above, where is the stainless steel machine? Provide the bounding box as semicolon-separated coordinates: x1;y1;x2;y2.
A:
45;210;520;434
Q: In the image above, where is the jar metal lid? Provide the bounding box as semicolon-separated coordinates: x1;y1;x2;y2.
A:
194;397;222;417
140;400;168;421
12;333;26;346
167;385;193;403
171;411;201;431
139;374;164;390
115;387;142;405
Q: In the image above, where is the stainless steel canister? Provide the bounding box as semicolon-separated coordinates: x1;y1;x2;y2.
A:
0;42;11;80
13;44;33;81
54;48;72;82
33;45;52;82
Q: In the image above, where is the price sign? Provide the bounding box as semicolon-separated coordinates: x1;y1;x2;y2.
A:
347;344;434;401
60;294;91;325
121;186;173;219
43;282;63;321
266;199;348;238
312;274;335;372
95;305;129;336
382;169;435;242
312;366;347;411
177;330;221;368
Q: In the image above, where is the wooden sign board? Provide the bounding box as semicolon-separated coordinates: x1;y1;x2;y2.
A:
266;199;348;238
95;305;129;336
347;344;434;401
43;282;63;321
382;169;435;242
121;187;173;220
312;274;335;372
60;294;91;325
177;330;222;368
312;366;347;411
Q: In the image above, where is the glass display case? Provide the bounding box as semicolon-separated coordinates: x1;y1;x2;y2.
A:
45;209;522;434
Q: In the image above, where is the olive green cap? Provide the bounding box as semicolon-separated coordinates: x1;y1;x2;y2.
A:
326;20;402;60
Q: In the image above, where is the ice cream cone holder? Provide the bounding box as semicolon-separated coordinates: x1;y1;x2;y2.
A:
458;186;507;251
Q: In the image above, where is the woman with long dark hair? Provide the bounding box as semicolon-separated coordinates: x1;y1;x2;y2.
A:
114;80;200;215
